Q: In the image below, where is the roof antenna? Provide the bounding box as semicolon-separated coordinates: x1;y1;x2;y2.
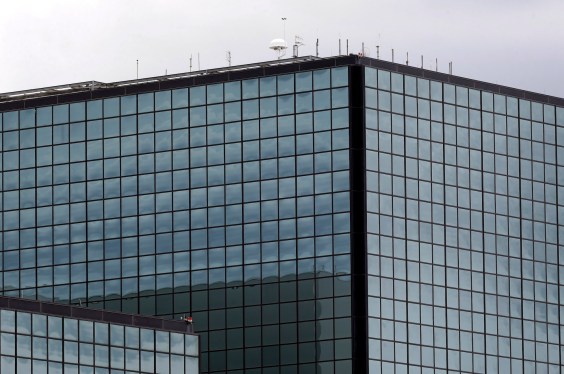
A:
189;55;192;72
339;39;341;55
346;39;349;54
435;58;438;72
377;33;381;59
362;42;365;56
421;55;423;69
226;51;232;67
270;18;288;60
316;39;319;57
270;39;287;59
406;52;409;66
449;61;453;74
136;59;139;80
198;53;200;70
392;49;394;63
293;36;304;58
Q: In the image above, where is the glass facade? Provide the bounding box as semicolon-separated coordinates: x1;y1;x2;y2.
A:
365;67;563;373
1;55;563;373
0;65;353;373
0;298;199;373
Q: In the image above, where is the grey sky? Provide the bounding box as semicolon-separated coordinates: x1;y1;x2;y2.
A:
1;0;563;97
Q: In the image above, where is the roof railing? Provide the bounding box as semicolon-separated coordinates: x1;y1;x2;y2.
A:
0;55;322;103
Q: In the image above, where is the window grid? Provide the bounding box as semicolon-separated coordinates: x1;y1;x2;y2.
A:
0;66;353;373
0;309;198;373
366;67;562;373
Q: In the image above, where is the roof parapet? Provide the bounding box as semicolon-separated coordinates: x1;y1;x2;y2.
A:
0;55;322;104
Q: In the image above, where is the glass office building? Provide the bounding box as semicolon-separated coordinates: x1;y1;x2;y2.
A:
362;62;564;373
0;295;199;373
0;55;563;373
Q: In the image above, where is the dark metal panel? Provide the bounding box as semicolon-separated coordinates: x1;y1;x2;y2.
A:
194;72;229;85
25;96;59;108
57;91;93;103
72;306;104;321
300;58;338;71
9;297;41;312
422;70;447;81
349;65;368;374
103;310;133;325
472;80;499;93
448;74;476;87
0;298;10;308
263;63;301;75
133;315;163;329
229;67;264;81
162;319;191;333
124;82;161;95
498;85;524;98
364;58;396;71
0;100;25;112
524;91;550;103
92;87;125;99
159;77;195;90
396;64;424;77
0;295;199;336
41;302;72;317
547;96;564;106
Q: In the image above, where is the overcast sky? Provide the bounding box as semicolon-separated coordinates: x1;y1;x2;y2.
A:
1;0;563;98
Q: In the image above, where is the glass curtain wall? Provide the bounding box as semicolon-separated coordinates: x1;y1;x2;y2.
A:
0;66;353;373
365;66;562;373
0;307;199;373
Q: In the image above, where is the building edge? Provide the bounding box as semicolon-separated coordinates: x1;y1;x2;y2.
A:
2;55;564;112
349;65;368;373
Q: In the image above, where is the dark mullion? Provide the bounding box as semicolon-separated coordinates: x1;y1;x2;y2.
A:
438;81;450;373
517;99;525;374
349;65;368;373
554;107;562;371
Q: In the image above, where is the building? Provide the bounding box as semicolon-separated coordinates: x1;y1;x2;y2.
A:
0;295;199;372
0;55;562;373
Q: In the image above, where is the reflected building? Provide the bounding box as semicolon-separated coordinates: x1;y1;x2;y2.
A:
0;295;199;372
0;55;562;373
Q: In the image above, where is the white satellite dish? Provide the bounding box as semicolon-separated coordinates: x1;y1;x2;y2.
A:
269;38;287;59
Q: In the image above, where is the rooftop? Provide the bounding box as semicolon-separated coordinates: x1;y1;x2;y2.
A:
0;55;321;106
0;295;196;335
1;55;563;112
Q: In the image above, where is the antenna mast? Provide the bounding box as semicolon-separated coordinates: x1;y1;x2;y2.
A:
269;18;289;60
226;51;232;67
293;36;304;58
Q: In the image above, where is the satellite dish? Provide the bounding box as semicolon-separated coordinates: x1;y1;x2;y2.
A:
269;38;287;59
